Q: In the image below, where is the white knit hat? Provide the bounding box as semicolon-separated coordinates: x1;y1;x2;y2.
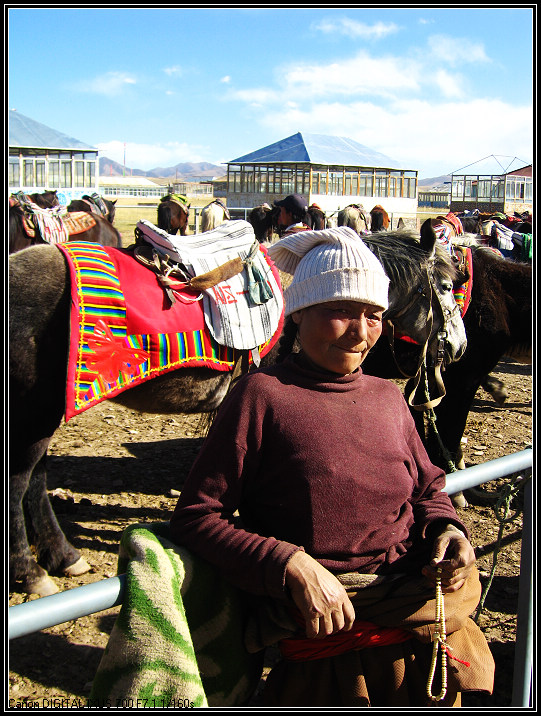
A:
267;227;389;315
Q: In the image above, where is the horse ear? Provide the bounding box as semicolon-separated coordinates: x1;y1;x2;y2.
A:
420;218;437;256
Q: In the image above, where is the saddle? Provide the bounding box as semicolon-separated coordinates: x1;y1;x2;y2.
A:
81;193;108;217
133;219;283;352
10;192;72;243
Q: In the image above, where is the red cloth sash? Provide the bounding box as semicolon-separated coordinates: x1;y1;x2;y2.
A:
279;618;413;662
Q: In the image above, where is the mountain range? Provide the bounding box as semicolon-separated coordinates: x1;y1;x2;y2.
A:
417;174;452;188
99;157;225;180
99;157;451;188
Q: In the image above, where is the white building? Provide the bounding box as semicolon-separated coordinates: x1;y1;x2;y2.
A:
225;132;418;224
8;110;98;204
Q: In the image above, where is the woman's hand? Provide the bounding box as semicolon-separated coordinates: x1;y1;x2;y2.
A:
285;551;356;639
422;523;476;593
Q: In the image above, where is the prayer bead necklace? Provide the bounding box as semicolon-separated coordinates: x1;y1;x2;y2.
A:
426;568;447;701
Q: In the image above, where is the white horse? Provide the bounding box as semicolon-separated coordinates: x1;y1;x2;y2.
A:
200;199;230;232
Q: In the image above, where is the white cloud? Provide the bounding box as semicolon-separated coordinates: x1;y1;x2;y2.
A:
229;51;422;105
434;69;464;98
312;18;399;40
427;34;491;66
163;65;183;76
254;97;532;177
77;71;137;96
97;140;212;170
221;75;231;84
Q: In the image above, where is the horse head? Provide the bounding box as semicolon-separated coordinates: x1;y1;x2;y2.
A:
364;221;467;375
105;198;117;224
248;204;275;243
158;195;190;235
337;205;369;235
370;205;390;231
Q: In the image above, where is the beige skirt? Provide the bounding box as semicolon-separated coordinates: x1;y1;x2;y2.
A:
254;568;494;707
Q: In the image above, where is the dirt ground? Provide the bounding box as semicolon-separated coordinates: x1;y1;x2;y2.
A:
8;358;532;708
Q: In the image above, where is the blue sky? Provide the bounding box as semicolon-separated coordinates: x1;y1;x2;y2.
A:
7;6;534;178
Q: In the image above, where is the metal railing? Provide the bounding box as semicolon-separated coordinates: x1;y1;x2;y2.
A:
8;449;533;706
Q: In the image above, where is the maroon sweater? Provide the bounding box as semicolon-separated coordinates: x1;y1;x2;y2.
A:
170;355;467;600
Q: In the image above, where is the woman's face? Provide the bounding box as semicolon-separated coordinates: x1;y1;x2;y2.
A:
292;300;384;375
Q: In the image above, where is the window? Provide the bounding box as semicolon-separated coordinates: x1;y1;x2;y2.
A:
9;157;20;187
374;171;388;197
87;161;95;187
74;161;85;187
60;161;72;188
49;161;60;187
23;160;34;187
35;161;46;187
359;171;373;197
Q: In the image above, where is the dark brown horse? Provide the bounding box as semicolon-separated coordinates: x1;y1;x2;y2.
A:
157;194;191;235
9;195;122;254
67;194;117;224
8;221;466;596
307;204;326;230
370;205;390;231
248;204;279;243
362;244;532;506
26;190;60;208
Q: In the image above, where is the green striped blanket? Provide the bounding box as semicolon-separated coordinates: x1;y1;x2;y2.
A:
90;522;264;708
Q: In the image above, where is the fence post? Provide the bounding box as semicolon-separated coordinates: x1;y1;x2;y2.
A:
511;475;533;707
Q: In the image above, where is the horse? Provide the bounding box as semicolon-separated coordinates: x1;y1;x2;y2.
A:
370;205;390;231
25;190;60;208
157;194;191;236
307;204;326;230
8;195;122;254
337;204;370;235
362;242;532;507
248;203;276;243
8;219;466;596
200;199;230;232
67;194;117;224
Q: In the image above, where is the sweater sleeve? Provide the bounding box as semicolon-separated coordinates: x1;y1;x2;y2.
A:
169;377;301;600
405;416;470;540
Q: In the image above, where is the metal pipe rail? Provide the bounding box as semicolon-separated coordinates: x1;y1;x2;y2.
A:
9;449;533;705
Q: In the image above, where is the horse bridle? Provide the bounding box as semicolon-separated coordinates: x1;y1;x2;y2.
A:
384;262;459;410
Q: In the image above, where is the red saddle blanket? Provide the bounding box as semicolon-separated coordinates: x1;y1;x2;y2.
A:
58;242;283;420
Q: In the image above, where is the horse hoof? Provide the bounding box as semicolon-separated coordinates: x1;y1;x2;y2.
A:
63;556;91;576
492;388;509;406
26;575;59;597
451;492;469;508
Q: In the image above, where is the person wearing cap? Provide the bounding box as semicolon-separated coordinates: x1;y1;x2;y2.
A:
170;227;494;707
274;193;312;236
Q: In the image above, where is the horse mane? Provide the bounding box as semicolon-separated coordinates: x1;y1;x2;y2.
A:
363;230;458;289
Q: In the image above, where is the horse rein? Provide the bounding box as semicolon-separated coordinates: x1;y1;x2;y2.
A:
385;263;452;411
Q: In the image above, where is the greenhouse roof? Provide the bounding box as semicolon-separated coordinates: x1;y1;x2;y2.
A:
450;155;532;177
8;110;97;151
229;132;406;170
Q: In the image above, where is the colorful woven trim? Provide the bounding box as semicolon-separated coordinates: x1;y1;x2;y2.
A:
59;242;279;420
452;246;473;318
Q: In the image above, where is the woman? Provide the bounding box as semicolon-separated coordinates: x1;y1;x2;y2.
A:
170;229;494;707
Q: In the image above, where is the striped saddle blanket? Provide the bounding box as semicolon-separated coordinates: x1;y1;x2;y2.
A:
58;239;283;420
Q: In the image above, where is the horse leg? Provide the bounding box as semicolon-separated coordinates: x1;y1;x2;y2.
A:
480;374;508;406
23;453;90;578
9;439;59;595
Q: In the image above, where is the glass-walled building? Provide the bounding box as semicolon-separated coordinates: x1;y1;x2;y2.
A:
8;110;98;205
226;133;418;226
450;159;532;215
